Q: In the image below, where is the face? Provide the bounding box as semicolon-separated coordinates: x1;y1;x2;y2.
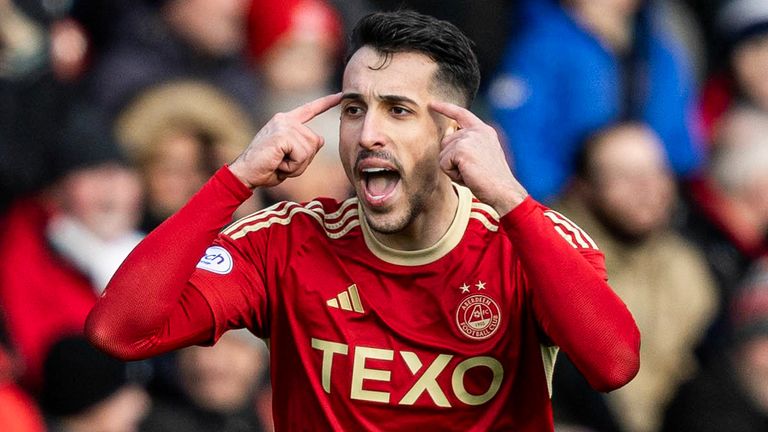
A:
262;37;337;91
584;126;675;238
61;163;143;241
177;332;266;413
733;34;768;111
144;131;208;218
339;47;454;235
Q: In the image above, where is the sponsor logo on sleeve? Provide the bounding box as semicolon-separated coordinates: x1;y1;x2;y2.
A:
196;246;233;274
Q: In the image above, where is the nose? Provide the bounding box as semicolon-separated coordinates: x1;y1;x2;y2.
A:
358;112;386;150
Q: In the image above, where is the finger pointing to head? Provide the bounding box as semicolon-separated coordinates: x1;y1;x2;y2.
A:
429;101;483;129
289;92;343;124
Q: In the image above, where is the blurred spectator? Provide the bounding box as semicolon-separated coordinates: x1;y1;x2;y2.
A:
662;258;768;431
0;343;45;432
679;106;768;368
552;123;717;432
0;105;143;389
0;0;73;211
700;0;768;140
141;330;271;432
681;106;768;309
249;0;343;94
489;0;702;202
248;0;351;203
85;0;262;122
114;80;259;231
41;335;150;432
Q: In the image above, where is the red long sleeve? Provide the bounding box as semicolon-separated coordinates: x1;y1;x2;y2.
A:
500;197;640;392
85;166;253;360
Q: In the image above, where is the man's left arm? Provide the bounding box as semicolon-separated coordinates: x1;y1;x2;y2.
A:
499;198;640;391
430;101;640;392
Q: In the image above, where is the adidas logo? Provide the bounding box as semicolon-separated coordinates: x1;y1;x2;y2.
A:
327;284;364;313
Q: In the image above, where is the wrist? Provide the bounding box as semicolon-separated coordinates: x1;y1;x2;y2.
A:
219;165;258;200
491;185;529;216
227;160;256;190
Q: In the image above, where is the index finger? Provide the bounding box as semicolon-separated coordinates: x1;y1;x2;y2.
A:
429;101;483;129
288;92;343;124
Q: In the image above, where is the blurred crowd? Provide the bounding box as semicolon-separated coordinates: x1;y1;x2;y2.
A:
0;0;767;431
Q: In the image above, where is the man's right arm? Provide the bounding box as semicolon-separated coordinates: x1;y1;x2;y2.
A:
85;93;342;360
85;167;254;360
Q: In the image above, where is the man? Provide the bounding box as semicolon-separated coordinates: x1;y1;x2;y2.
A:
552;123;716;432
141;331;271;432
0;104;143;390
86;11;639;431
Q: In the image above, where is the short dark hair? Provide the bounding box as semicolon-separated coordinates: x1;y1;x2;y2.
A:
574;122;654;181
347;10;481;107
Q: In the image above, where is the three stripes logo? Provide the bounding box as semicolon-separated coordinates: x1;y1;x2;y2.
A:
327;284;365;314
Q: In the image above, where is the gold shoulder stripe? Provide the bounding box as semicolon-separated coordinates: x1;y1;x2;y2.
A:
228;202;361;240
223;201;297;236
324;203;359;230
223;200;327;236
325;198;358;221
470;202;500;221
469;211;499;232
543;210;598;249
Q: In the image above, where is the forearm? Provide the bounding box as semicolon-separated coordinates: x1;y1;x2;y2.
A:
501;198;640;392
85;166;253;360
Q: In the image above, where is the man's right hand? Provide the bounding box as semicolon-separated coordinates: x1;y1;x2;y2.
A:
229;92;342;189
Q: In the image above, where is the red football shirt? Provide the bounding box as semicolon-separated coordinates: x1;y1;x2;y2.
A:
190;184;606;431
86;167;639;432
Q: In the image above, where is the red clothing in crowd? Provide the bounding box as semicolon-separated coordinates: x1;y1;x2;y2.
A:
0;346;45;432
0;198;97;389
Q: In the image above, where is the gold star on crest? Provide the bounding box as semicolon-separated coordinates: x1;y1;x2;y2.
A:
475;280;486;290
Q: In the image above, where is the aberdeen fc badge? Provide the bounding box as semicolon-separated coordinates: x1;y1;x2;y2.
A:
456;289;501;340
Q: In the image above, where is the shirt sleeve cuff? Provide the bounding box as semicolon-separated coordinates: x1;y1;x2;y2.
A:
499;196;540;234
216;165;254;202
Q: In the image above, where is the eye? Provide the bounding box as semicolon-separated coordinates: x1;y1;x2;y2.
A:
343;105;364;117
390;106;411;116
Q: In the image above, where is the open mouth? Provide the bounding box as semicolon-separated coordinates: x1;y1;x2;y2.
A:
360;166;401;206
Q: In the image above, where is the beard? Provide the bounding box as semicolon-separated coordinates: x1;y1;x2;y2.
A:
360;151;441;236
364;190;427;234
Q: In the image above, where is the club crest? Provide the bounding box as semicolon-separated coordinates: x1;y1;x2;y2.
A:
456;294;501;340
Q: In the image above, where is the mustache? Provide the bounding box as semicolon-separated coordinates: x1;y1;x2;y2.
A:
355;150;403;172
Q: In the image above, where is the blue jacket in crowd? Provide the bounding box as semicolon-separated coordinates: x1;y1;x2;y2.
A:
489;0;703;202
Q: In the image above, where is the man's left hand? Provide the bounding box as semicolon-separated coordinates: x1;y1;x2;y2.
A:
430;101;528;215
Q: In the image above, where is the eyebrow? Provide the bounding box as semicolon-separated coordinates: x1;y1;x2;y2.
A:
341;93;419;106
